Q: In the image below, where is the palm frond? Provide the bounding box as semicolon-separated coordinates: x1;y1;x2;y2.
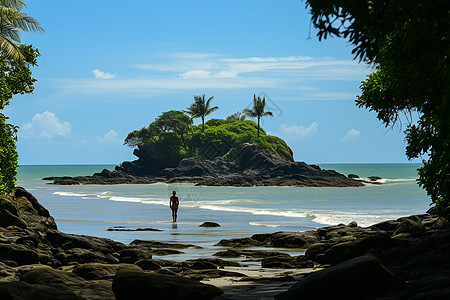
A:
0;0;26;11
0;34;23;60
10;13;44;33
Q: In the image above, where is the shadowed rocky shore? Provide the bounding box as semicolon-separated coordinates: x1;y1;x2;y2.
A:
43;143;363;187
1;187;448;299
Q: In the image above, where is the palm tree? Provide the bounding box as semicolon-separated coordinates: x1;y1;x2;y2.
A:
243;94;273;137
0;0;44;61
226;111;246;121
185;94;219;132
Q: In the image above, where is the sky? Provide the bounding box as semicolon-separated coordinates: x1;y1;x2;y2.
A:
5;0;421;165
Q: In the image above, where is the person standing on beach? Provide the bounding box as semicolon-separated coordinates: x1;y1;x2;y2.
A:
170;191;179;222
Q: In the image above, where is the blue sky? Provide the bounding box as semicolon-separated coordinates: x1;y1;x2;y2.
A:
5;0;419;164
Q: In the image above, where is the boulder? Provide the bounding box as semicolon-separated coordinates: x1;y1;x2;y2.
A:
213;249;241;258
119;248;152;264
0;281;81;300
394;218;425;235
271;231;319;249
0;244;38;266
135;259;161;271
130;239;200;249
199;222;220;228
72;263;142;280
112;270;223;300
276;254;405;300
0;196;26;229
189;260;218;270
151;249;183;256
261;255;299;269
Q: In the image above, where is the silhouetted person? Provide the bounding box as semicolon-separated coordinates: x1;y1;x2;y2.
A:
170;191;179;222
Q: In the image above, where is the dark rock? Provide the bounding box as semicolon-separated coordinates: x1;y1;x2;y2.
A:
63;248;107;264
394;218;425;235
185;258;241;268
276;254;405;300
130;239;200;249
182;269;247;280
368;176;382;181
271;231;319;249
0;281;81;300
152;249;183;256
14;187;51;218
347;174;359;179
213;249;241;258
261;255;299;269
369;220;400;232
189;260;218;270
107;227;163;231
0;196;26;229
347;221;358;227
19;266;115;299
199;222;220;228
119;248;152;264
320;233;397;265
0;244;38;266
112;270;223;300
46;229;125;253
135;259;161;270
215;237;260;247
72;263;142;280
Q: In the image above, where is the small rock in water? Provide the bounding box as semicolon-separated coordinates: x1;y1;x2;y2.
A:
348;174;360;179
107;227;163;232
199;222;221;228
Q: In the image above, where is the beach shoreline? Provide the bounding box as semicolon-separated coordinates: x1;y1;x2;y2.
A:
1;187;449;299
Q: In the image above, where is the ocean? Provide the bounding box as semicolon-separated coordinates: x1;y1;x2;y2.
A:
16;163;430;260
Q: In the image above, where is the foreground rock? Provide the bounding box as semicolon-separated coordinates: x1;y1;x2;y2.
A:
112;270;223;300
44;143;363;187
0;187;226;299
276;254;405;299
217;209;450;299
3;187;450;299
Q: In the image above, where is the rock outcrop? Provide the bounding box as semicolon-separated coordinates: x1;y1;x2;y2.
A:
44;143;363;187
216;209;450;299
0;188;223;299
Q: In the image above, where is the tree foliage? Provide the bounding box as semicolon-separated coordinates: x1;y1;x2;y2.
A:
0;0;44;61
306;0;450;217
243;94;273;137
124;111;292;165
184;94;218;132
0;44;39;194
226;111;246;121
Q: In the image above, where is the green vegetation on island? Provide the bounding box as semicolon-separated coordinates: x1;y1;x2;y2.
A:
124;95;292;169
306;0;450;219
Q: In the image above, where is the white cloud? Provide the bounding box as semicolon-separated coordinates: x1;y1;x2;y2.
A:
278;122;318;141
97;129;121;144
342;129;361;141
54;53;368;98
92;69;116;79
179;70;212;79
22;111;71;139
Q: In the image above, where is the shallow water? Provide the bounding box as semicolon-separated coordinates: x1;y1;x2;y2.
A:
17;163;429;261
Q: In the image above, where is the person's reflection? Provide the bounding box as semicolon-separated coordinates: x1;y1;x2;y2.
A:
172;223;178;229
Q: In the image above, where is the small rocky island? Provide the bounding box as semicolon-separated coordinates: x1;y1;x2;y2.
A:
44;113;363;187
44;143;362;187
